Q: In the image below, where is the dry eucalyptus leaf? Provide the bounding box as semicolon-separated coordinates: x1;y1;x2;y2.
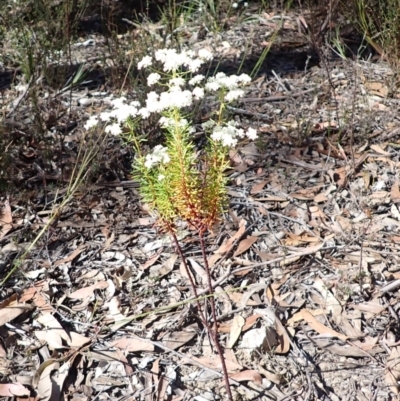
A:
227;315;245;349
110;336;154;352
230;370;262;385
0;383;30;397
386;346;400;394
68;281;109;299
0;199;13;239
0;294;31;326
162;330;196;350
300;309;347;341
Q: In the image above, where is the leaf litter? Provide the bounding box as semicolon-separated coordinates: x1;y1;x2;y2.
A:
2;6;400;401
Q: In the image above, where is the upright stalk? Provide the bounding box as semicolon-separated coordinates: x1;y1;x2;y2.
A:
199;229;233;401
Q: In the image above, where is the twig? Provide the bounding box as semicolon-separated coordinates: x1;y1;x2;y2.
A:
240;87;321;103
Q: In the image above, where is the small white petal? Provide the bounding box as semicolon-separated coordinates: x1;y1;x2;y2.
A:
246;127;258;140
147;72;161;85
192;87;204;99
105;123;122;136
137;55;152;69
84;116;98;130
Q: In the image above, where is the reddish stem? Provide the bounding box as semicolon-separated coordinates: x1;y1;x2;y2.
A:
199;230;233;401
170;230;208;327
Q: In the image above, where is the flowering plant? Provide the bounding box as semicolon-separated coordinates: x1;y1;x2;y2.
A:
86;48;256;232
84;48;257;399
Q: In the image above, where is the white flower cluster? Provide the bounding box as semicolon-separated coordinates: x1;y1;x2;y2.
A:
138;48;213;73
83;48;257;171
159;117;195;133
205;72;251;101
202;120;258;147
144;145;170;169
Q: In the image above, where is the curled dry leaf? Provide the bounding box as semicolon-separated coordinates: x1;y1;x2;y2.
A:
111;336;155;352
68;280;109;299
300;309;347;341
230;370;262;385
0;199;13;239
0;294;32;326
234;235;258;257
0;383;30;397
184;355;242;374
312;277;342;315
162;330;196;350
386;346;400;394
391;181;400;203
227;315;245;349
312;338;366;358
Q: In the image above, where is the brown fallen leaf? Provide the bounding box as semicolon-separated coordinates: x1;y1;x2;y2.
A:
370;143;391;155
68;280;109;299
242;314;263;332
0;199;13;239
312;338;366;357
140;249;163;270
274;320;291;354
230;370;262;385
217;219;247;255
300;309;347;341
111;336;155;352
184;355;242;373
250;180;268;195
53;245;86;267
234;236;258;257
0;383;30;397
162;330;196;350
0;294;32;326
391;181;400;203
386;346;400;394
227;315;245;349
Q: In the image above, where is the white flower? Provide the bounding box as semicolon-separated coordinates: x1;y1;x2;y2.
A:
202;120;216;130
100;112;112;122
84;116;98;130
15;84;28;92
158;87;193;110
244;2;248;6
147;73;161;85
145;91;161;113
225;89;244;102
211;126;238;147
169;77;185;87
246;127;258;140
198;49;213;61
232;2;238;8
235;128;245;138
110;104;138;122
156;49;184;72
192;87;205;99
130;100;141;107
159;116;190;129
158;174;165;181
238;73;251;84
189;75;205;85
187;58;203;73
139;108;151;119
111;97;127;108
105;123;122;136
144;145;170;169
137;55;152;69
205;80;221;92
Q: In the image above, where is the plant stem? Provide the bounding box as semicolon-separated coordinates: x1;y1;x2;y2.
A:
199;230;233;401
170;229;208;327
